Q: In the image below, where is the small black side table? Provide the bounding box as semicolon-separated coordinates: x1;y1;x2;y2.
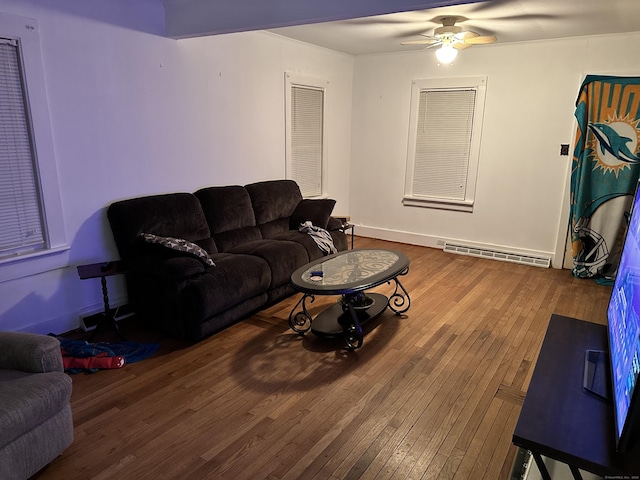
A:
335;216;355;249
77;260;127;341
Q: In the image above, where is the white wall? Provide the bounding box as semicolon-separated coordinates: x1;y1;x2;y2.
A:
175;32;354;206
349;33;640;266
2;0;638;334
0;0;183;334
0;0;353;334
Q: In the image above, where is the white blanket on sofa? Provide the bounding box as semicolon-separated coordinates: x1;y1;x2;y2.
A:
298;221;337;255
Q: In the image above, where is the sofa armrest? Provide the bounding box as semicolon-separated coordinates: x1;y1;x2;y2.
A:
137;255;208;281
0;332;63;373
327;216;346;231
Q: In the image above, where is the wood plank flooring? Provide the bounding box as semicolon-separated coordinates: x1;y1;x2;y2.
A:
34;237;612;480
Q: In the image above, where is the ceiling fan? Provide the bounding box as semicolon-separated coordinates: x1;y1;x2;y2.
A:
401;16;497;64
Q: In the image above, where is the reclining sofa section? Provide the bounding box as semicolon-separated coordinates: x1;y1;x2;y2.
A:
107;180;347;341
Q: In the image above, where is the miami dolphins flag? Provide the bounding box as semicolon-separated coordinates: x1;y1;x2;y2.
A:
571;75;640;279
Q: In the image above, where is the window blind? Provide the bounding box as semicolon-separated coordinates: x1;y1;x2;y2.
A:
412;89;476;200
291;85;324;198
0;38;44;255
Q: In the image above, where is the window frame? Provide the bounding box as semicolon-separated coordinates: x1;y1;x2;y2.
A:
403;76;487;213
284;72;328;198
0;13;68;283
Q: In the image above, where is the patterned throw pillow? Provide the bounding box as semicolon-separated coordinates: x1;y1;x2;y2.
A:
140;233;215;267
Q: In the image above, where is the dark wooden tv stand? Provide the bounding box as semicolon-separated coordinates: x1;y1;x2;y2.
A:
512;314;640;479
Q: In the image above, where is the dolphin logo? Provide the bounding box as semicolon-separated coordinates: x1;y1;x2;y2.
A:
588;122;640;163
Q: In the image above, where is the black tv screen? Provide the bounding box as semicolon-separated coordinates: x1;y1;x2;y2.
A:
607;184;640;451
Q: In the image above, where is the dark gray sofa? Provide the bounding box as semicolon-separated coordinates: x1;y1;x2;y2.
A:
0;332;73;480
107;179;347;341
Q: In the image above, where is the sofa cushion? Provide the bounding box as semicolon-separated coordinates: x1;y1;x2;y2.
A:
245;180;302;226
270;230;327;262
258;217;291;239
0;370;72;448
141;233;215;267
195;185;262;252
229;239;309;288
290;198;336;230
212;227;263;253
108;193;216;262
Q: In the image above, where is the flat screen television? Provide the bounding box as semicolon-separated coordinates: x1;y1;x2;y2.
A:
605;182;640;451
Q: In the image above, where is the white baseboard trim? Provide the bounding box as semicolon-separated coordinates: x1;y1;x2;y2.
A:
14;294;130;336
354;225;561;269
17;313;79;336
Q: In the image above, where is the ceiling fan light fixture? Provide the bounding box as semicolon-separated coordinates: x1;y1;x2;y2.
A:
435;43;457;65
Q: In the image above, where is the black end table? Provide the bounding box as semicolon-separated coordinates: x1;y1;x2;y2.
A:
335;216;355;249
76;260;127;341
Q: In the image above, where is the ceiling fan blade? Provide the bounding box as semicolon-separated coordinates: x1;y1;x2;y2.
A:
463;34;497;45
399;13;498;50
494;13;559;21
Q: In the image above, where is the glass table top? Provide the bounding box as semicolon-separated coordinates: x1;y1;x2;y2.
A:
291;249;409;295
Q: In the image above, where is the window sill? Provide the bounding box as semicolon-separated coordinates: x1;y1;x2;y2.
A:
0;245;70;283
303;194;329;200
402;196;474;213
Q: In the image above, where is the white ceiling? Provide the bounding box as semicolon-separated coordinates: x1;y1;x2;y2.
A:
266;0;640;55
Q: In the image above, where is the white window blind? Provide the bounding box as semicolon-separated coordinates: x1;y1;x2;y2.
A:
413;89;476;200
290;84;324;198
0;38;44;256
404;76;486;212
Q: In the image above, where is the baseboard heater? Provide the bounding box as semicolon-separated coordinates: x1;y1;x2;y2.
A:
443;243;551;268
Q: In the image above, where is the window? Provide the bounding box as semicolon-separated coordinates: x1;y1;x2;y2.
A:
0;14;67;282
285;73;327;198
404;76;487;212
0;38;44;256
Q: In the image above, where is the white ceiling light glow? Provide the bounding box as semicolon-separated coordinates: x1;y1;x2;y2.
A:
435;42;457;65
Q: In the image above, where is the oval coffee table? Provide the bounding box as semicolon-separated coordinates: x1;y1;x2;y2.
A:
289;249;410;349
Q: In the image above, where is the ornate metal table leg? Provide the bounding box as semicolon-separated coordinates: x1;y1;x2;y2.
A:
288;293;315;334
341;294;364;350
89;275;125;342
388;267;411;315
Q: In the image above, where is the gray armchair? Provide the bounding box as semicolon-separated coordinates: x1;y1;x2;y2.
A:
0;332;73;480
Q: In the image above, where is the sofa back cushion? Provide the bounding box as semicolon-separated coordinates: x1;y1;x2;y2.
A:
107;193;216;263
245;180;302;238
195;185;262;252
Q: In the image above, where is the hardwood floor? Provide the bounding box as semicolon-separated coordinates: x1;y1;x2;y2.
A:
36;237;612;479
